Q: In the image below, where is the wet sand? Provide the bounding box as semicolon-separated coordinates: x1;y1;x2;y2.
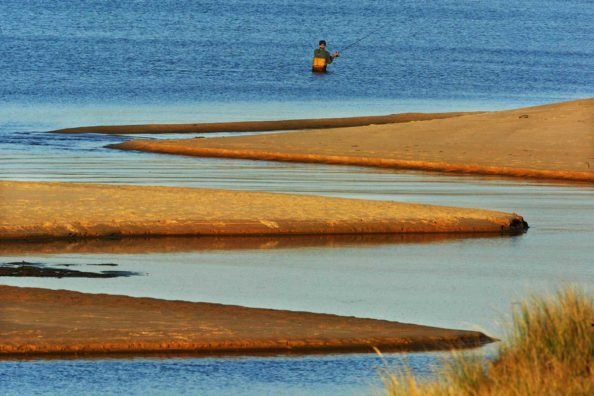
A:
51;112;472;134
0;181;527;241
109;99;594;182
0;285;492;357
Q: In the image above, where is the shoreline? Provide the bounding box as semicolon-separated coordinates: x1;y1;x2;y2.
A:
0;180;527;241
106;99;593;183
110;146;594;182
0;285;493;358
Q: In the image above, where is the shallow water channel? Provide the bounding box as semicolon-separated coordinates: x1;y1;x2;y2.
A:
1;131;593;395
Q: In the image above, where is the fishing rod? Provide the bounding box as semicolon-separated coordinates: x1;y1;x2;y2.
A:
340;21;391;53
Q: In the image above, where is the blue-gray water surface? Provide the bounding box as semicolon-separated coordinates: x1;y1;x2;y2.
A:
1;0;593;127
1;1;593;395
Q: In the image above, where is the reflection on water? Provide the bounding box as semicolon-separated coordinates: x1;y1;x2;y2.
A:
0;233;513;255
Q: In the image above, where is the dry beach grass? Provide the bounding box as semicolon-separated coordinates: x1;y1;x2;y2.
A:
382;288;594;396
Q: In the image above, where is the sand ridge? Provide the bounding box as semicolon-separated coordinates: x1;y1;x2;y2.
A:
51;112;472;134
0;180;527;241
109;99;594;182
0;286;493;357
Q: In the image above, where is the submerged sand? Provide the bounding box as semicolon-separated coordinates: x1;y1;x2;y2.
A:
110;99;594;182
51;112;472;134
0;286;492;357
0;181;526;241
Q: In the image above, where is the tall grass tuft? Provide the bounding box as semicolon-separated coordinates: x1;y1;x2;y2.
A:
383;288;594;396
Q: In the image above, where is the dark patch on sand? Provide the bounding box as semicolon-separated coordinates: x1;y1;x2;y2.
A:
0;261;140;278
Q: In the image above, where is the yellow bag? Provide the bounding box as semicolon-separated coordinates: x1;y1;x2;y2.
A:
312;57;327;72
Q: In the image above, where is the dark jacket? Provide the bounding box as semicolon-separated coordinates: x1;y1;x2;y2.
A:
312;48;333;72
313;48;334;64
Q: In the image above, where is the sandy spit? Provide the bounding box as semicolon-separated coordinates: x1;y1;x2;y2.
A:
0;181;527;241
110;99;594;182
0;286;492;357
51;112;472;134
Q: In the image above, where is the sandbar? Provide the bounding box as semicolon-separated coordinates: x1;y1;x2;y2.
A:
110;99;594;182
51;112;472;134
0;286;492;357
0;181;527;241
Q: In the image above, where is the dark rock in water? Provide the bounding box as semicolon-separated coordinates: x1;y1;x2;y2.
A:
5;261;42;266
509;218;529;234
0;261;140;278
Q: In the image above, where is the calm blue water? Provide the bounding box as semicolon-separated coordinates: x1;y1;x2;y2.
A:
1;1;593;395
0;352;457;396
1;0;593;129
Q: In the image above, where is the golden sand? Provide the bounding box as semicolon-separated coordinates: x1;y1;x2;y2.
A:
110;99;594;182
0;286;492;357
0;180;526;241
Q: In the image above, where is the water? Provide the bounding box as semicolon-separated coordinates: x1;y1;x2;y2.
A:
0;352;454;396
1;0;593;128
1;1;593;395
2;152;593;332
2;140;593;395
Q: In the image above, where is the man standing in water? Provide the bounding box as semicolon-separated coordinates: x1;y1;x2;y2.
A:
312;40;340;73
